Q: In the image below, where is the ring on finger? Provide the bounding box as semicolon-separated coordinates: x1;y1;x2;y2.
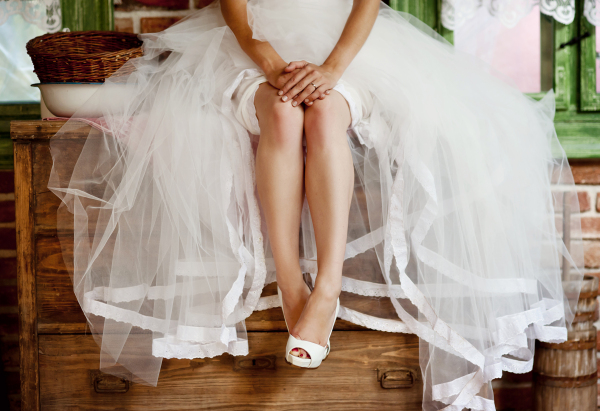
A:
311;82;319;90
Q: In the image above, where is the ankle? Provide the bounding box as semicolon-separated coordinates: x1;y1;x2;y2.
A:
312;280;341;301
277;279;310;298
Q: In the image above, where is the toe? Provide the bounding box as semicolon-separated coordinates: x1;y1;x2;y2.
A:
290;347;310;359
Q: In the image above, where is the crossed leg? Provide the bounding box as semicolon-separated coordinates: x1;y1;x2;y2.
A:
254;82;311;337
289;90;354;359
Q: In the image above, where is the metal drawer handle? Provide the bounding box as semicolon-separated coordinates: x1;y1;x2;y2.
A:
378;368;415;389
234;355;277;371
90;370;130;394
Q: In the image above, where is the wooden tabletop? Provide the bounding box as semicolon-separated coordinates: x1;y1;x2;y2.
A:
10;119;88;141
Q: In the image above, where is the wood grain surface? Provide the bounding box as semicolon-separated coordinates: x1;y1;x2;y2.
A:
14;141;40;411
39;332;422;410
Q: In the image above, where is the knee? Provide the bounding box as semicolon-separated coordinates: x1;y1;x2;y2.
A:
303;97;343;149
255;89;304;148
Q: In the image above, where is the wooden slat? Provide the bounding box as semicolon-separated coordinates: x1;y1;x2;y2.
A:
39;332;421;410
14;141;39;411
10;120;69;141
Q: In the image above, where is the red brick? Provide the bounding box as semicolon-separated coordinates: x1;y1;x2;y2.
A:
582;216;600;239
578;191;591;212
0;201;14;224
0;228;15;250
553;191;590;213
115;17;134;33
195;0;215;8
584;240;600;268
0;171;14;194
140;17;184;33
0;258;16;280
570;160;600;185
596;193;600;212
116;0;189;11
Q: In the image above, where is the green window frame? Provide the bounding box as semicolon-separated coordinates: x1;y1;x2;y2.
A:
388;0;600;158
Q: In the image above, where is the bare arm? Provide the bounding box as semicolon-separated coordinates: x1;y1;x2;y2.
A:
279;0;380;106
220;0;299;89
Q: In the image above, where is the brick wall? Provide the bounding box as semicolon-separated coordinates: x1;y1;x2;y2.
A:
114;0;215;34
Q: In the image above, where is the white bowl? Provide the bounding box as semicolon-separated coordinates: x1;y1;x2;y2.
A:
32;83;132;118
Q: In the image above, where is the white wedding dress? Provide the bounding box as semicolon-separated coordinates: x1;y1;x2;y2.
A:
47;1;584;410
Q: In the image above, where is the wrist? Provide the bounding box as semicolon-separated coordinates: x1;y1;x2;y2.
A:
322;61;345;81
260;56;287;77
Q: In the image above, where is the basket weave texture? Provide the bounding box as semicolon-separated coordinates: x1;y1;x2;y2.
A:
26;31;143;83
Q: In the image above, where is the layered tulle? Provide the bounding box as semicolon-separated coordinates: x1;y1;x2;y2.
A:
47;1;584;410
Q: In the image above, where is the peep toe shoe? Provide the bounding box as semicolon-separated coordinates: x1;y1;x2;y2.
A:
277;285;340;369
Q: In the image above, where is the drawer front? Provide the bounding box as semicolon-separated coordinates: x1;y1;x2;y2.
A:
40;332;422;410
35;234;400;334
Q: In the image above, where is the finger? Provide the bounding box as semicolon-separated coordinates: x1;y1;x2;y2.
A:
280;65;313;99
319;89;331;99
277;68;303;93
288;74;321;106
284;60;308;73
304;84;328;104
294;83;320;107
284;61;306;72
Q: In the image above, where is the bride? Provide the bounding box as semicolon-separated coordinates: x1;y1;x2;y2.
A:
48;0;584;409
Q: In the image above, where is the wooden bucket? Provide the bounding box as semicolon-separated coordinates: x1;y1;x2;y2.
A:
532;275;599;411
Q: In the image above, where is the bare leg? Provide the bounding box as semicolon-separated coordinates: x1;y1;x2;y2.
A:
254;83;311;336
289;91;353;358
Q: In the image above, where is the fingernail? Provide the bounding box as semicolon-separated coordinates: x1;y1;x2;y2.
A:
292;101;297;107
305;99;309;103
281;96;288;102
278;90;283;95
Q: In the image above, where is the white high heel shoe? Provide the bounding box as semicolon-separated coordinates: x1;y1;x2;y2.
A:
277;285;339;369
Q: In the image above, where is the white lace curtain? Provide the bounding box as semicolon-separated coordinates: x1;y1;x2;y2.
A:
442;0;599;29
0;0;61;33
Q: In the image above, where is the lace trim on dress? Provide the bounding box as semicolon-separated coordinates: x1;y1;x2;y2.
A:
440;0;581;30
153;336;249;360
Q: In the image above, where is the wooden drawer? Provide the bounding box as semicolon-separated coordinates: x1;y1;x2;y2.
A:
39;332;422;410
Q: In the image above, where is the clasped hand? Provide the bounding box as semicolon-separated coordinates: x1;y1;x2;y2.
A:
266;60;339;107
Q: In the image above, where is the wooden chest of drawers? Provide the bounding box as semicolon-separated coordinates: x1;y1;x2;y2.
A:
12;120;423;410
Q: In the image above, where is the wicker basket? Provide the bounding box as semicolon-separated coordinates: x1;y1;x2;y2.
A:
26;31;143;83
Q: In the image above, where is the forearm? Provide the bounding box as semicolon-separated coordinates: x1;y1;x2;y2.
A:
220;0;285;74
323;0;379;77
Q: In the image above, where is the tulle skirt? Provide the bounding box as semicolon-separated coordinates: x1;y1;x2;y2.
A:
47;1;584;410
